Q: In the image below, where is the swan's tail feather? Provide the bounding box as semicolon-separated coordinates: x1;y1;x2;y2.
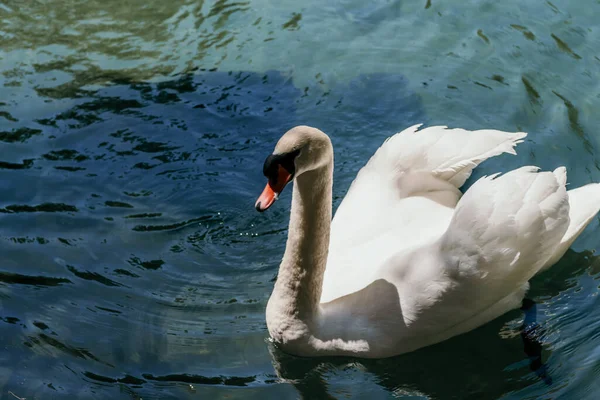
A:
540;182;600;271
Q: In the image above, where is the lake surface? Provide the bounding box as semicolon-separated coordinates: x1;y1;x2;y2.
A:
1;0;600;398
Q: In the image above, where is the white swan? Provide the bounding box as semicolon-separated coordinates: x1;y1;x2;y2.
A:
255;125;600;358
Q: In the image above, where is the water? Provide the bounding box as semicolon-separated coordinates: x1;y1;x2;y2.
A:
1;0;600;398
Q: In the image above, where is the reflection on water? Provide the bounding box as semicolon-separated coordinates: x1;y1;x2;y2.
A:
520;299;552;385
1;0;600;399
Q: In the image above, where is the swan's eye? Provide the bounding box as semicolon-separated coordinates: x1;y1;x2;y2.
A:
262;149;300;183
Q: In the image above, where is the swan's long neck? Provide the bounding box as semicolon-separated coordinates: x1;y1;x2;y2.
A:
267;159;333;339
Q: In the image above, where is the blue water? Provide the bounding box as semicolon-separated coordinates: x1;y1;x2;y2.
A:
1;0;600;399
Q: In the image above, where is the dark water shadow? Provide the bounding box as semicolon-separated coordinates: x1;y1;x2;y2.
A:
268;316;527;400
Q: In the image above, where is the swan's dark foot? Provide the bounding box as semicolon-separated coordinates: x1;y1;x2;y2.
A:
520;298;552;385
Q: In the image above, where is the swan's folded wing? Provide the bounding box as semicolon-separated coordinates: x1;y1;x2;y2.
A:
439;166;569;293
322;126;528;303
349;124;527;191
329;125;527;258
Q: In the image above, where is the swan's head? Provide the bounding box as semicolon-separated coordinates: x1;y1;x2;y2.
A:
255;125;332;212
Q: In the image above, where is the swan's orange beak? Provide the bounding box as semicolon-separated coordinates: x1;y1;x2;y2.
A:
255;165;292;212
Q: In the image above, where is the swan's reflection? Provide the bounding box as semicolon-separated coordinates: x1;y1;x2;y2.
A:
520;299;552;385
268;315;537;400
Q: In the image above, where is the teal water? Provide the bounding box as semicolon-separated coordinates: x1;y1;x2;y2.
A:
1;0;600;398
